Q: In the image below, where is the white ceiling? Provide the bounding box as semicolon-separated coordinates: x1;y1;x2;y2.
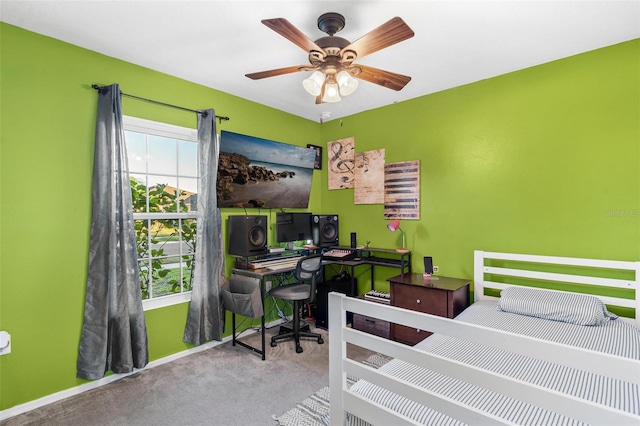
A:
1;1;638;122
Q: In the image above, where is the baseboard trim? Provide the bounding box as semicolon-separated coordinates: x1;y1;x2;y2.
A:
0;320;283;421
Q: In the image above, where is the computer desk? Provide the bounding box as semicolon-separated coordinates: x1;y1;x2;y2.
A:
229;248;411;360
323;247;412;295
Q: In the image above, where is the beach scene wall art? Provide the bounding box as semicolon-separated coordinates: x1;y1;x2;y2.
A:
217;131;316;208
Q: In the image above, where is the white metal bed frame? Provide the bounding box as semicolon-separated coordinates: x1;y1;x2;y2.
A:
328;250;640;426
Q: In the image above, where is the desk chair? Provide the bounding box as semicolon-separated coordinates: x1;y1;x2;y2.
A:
269;254;324;353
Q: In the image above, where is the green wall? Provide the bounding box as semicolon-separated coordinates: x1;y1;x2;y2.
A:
0;23;321;410
319;39;640;292
1;21;638;411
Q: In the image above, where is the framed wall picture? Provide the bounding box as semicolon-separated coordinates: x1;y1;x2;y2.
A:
327;137;355;189
218;131;316;208
307;144;323;170
384;160;420;220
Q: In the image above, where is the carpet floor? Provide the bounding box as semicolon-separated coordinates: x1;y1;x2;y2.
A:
273;353;392;426
2;323;375;426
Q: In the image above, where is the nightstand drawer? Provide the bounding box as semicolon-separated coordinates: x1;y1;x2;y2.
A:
392;284;448;317
393;324;431;346
353;313;390;339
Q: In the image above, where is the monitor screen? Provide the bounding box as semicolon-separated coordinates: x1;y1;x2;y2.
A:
276;212;312;243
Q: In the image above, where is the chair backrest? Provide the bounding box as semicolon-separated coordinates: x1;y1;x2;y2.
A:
295;254;323;299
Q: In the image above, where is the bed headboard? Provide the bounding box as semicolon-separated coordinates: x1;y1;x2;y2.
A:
473;250;640;327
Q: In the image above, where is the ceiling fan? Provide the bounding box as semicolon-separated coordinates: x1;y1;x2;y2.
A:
245;12;415;104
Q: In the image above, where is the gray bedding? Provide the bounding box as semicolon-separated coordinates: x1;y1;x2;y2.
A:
348;300;640;425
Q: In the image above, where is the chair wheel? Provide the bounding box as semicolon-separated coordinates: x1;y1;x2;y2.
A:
318;337;324;344
296;345;303;353
271;341;277;347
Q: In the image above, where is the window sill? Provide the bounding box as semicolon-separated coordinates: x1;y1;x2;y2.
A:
143;292;191;311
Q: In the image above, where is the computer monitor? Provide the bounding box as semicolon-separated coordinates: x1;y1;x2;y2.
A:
276;212;312;243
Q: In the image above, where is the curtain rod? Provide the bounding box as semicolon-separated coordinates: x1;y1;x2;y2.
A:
91;84;230;123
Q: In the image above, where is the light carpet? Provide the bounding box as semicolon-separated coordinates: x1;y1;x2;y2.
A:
273;353;392;426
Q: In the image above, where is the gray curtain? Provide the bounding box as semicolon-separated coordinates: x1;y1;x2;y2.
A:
183;109;225;345
77;84;149;380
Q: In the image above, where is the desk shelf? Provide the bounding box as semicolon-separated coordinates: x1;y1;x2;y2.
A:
332;246;410;263
327;246;411;292
365;256;406;268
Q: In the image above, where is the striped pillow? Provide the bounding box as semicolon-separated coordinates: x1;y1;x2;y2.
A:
496;286;618;326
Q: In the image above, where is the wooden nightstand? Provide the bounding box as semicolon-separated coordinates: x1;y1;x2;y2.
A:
388;273;470;345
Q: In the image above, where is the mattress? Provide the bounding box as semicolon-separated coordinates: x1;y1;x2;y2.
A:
348;300;640;426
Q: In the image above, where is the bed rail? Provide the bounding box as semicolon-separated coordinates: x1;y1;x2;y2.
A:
329;251;640;426
474;250;640;326
328;294;640;426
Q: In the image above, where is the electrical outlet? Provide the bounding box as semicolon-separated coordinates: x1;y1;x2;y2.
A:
0;331;11;355
265;280;272;292
433;265;439;273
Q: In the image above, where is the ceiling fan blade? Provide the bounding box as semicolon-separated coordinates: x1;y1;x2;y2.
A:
341;17;414;60
245;65;308;80
261;18;324;55
355;65;412;91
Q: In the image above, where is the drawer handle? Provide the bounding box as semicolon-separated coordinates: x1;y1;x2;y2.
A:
416;299;421;304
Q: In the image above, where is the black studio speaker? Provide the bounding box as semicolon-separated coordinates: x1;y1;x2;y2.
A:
228;215;268;257
312;214;339;247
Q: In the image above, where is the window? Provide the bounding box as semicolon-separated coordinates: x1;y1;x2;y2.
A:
124;116;198;310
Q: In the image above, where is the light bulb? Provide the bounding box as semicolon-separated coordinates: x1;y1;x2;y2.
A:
322;82;341;103
303;71;324;96
337;70;358;96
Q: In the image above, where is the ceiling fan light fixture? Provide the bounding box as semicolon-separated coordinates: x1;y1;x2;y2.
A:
247;14;414;104
337;70;358;96
303;70;325;96
322;81;341;103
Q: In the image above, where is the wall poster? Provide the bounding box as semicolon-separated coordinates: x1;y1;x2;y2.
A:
327;137;355;190
307;144;322;169
217;131;316;208
354;149;386;204
384;160;421;220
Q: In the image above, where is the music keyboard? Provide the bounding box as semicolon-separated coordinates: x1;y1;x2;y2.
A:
248;255;301;270
266;262;298;272
364;290;391;304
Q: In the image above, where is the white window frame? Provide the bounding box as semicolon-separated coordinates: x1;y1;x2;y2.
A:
124;116;198;311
